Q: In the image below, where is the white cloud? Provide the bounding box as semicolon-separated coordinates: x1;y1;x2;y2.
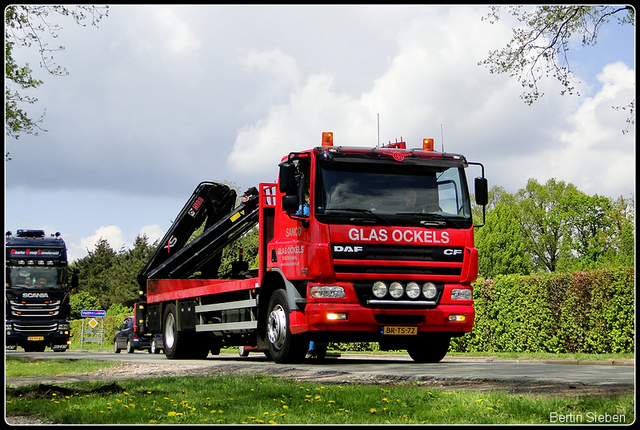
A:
125;6;202;62
80;226;127;254
227;7;634;198
139;224;165;245
240;49;301;92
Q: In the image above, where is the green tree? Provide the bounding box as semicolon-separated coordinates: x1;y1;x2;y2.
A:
72;238;117;309
111;235;158;307
512;178;577;272
479;5;635;105
5;5;108;141
476;201;531;277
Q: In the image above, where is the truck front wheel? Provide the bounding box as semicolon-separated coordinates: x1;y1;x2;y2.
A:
407;336;451;363
266;289;306;363
163;303;185;359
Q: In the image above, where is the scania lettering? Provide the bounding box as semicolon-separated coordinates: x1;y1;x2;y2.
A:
134;133;488;363
5;230;78;352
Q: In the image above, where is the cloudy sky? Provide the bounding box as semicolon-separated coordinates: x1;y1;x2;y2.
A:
5;5;635;262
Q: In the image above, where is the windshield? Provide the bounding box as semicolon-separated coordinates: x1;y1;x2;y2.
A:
315;159;472;228
6;266;67;290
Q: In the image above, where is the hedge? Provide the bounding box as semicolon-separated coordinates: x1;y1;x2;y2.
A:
68;268;634;354
451;267;635;354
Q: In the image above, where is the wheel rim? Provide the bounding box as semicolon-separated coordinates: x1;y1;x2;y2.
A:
165;313;176;349
267;304;287;351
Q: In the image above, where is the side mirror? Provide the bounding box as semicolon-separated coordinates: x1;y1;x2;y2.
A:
282;194;299;212
474;177;488;206
279;162;297;195
71;268;79;292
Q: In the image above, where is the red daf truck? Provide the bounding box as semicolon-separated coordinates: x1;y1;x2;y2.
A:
135;132;487;363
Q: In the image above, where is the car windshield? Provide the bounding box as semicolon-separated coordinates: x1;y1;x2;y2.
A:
6;266;67;290
315;158;472;227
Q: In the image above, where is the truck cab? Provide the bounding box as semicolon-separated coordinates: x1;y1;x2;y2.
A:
5;229;77;352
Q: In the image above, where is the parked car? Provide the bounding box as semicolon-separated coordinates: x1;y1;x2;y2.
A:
113;316;152;353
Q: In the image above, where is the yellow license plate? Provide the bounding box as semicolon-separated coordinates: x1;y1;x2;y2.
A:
382;326;418;335
28;336;45;341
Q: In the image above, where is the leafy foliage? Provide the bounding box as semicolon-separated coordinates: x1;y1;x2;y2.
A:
4;5;109;140
452;267;634;354
476;179;634;275
479;5;634;105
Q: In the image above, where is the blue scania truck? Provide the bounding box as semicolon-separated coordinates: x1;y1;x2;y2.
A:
5;229;78;352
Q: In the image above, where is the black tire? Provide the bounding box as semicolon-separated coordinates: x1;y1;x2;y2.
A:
238;346;249;357
163;303;185;359
266;289;307;363
24;343;46;353
150;338;160;354
407;336;451;363
113;340;121;354
126;339;135;353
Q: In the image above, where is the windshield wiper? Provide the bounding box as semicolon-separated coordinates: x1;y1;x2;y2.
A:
394;212;465;228
324;208;392;226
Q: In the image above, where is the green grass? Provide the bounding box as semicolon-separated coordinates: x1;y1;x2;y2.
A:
6;373;634;425
6;356;121;378
5;356;634;425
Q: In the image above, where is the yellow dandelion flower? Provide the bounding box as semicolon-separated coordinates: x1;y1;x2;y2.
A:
283;405;289;409
269;420;277;424
370;408;377;413
168;412;177;417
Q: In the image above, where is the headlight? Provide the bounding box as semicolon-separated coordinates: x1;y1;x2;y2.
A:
389;282;404;298
406;282;421;299
451;289;472;300
310;286;346;298
422;282;438;299
372;281;388;298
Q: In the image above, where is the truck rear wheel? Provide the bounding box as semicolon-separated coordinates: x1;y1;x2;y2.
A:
266;289;307;363
407;336;451;363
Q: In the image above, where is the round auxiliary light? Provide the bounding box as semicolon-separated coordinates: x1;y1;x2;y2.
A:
372;281;388;298
422;282;438;300
389;282;404;299
406;282;421;299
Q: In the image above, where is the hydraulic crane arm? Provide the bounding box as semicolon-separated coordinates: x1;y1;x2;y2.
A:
137;182;237;289
139;185;260;288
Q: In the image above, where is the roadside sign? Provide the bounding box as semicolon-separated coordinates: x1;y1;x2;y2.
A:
88;318;99;329
81;310;106;318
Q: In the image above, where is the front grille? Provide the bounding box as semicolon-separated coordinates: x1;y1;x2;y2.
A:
332;244;464;262
334;264;460;276
332;244;463;279
9;300;61;317
13;322;58;334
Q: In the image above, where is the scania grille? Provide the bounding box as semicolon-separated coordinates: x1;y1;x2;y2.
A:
13;322;57;334
9;300;61;317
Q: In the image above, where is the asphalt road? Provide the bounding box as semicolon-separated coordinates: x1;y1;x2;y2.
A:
7;349;634;387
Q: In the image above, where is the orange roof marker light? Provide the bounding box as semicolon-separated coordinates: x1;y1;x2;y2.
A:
423;138;435;152
322;132;333;147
